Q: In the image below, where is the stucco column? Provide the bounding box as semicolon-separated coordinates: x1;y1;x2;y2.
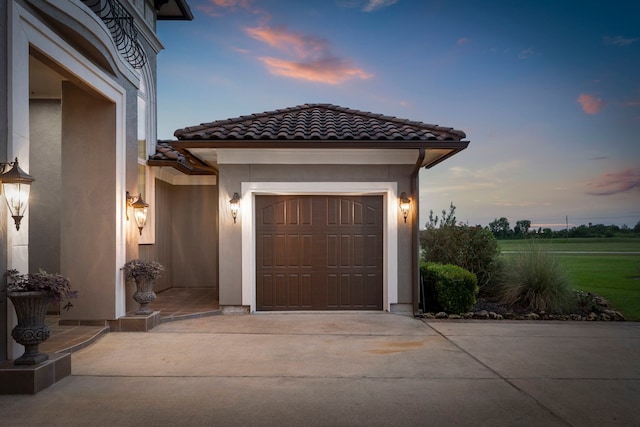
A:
218;165;247;309
59;82;118;321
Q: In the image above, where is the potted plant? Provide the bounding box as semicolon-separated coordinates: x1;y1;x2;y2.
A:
3;269;77;365
122;259;164;315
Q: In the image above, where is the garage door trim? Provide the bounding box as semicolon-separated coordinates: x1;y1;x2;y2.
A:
240;182;399;312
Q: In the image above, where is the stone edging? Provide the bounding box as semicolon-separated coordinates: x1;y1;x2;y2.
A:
420;309;626;321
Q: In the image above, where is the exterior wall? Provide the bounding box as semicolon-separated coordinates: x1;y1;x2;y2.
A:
139;179;173;291
218;165;250;306
140;179;218;293
1;0;166;360
169;184;218;288
29;100;62;275
59;82;118;321
217;163;414;312
0;0;9;361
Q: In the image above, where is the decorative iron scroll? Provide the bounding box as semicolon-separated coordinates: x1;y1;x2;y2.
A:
82;0;147;69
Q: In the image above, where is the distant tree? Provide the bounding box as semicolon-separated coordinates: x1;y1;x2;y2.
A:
514;219;531;238
489;217;511;239
541;228;553;238
634;220;640;234
570;225;589;238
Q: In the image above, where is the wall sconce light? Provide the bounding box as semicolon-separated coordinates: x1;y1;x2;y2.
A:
229;192;240;224
1;158;35;231
399;192;411;224
126;191;149;235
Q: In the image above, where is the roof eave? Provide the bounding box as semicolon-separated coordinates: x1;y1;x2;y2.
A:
162;139;470;150
421;141;470;169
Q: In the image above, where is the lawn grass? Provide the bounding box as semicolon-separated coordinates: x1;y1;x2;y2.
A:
499;237;640;253
498;238;640;321
558;254;640;321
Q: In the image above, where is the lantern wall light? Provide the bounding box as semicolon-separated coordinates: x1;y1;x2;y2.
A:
399;192;411;224
1;158;35;231
229;192;240;224
126;191;149;235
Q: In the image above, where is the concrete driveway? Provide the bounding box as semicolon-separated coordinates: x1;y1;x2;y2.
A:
1;313;638;426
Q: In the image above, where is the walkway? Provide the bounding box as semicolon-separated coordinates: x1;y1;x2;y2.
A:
40;288;218;354
2;314;638;426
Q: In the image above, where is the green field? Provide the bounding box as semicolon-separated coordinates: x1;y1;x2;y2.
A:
498;237;640;252
498;238;640;320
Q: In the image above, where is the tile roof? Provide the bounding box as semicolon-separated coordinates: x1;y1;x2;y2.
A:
148;142;216;175
173;104;466;142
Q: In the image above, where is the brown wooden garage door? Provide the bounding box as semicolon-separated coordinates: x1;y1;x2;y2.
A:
256;195;383;311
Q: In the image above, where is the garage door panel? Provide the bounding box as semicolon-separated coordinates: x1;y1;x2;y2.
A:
259;274;273;307
365;273;383;307
257;195;382;311
365;234;381;267
275;274;288;306
340;199;351;225
351;274;364;307
327;197;339;225
340;235;351;267
340;274;351;306
287;274;300;306
353;235;363;267
353;202;362;224
287;235;299;266
274;234;287;267
327;234;338;267
300;274;312;307
301;235;313;266
259;235;274;268
326;273;338;307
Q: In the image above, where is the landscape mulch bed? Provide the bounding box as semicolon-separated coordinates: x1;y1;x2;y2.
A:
421;294;626;321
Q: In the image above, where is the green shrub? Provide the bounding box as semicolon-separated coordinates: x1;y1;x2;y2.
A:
420;224;502;295
421;262;479;313
499;245;573;313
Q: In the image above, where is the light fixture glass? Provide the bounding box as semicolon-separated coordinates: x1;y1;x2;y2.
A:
399;192;411;224
127;192;149;235
1;158;35;231
229;192;240;224
132;194;149;235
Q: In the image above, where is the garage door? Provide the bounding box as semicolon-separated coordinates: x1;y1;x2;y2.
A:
256;195;383;311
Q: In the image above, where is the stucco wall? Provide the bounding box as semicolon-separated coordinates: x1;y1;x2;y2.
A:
59;82;118;321
1;0;165;360
140;179;219;293
29;100;62;275
217;163;414;309
0;0;9;361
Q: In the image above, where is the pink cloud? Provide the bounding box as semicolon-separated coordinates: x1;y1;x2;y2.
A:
246;26;372;84
578;93;606;114
246;26;328;58
457;37;470;46
586;168;640;195
258;57;372;84
197;0;251;17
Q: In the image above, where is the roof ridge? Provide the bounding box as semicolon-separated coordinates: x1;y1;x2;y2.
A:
173;104;467;140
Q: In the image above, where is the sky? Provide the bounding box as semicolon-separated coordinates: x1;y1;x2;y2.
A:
156;0;640;230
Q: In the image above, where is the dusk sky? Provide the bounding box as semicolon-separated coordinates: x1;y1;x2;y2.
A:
156;0;640;230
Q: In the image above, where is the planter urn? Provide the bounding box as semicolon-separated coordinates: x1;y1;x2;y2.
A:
7;291;51;365
132;278;156;315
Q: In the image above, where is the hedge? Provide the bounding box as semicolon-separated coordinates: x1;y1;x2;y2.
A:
421;262;479;314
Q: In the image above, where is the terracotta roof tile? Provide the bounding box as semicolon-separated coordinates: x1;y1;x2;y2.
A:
173;104;466;141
